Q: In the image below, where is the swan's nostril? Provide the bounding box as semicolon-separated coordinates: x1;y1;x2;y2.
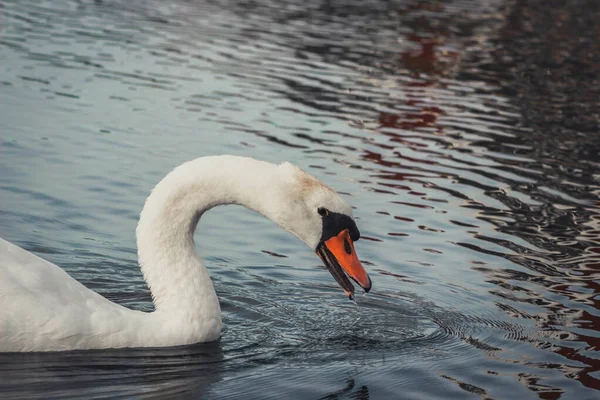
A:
344;239;352;255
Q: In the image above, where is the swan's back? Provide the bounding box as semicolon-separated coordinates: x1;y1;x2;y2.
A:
0;238;139;351
1;238;94;302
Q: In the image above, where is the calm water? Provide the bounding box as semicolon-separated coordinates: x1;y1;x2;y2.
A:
1;0;599;398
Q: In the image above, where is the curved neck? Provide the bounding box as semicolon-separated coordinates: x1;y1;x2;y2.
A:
136;156;281;317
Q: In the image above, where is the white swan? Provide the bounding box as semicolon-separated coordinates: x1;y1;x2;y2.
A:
0;155;371;352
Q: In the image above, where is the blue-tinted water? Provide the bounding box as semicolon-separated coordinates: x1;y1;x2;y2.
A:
1;0;599;398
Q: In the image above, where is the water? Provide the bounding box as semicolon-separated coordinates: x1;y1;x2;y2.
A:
1;0;599;398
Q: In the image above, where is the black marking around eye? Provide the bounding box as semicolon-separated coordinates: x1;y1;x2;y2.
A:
319;211;360;244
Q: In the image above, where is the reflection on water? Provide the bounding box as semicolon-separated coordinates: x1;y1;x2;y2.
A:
1;0;599;398
0;343;224;399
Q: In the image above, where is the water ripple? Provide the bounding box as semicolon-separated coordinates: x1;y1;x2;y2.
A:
1;0;599;398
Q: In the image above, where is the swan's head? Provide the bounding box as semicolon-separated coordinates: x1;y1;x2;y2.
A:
272;162;371;299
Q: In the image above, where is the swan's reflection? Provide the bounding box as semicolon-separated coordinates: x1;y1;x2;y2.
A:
0;342;224;399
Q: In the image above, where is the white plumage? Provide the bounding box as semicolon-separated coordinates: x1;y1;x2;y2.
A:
0;155;355;352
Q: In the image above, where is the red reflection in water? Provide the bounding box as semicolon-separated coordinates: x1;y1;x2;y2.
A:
359;27;453;206
378;106;444;131
401;34;441;74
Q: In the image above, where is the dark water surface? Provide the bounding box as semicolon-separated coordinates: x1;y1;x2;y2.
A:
1;0;599;398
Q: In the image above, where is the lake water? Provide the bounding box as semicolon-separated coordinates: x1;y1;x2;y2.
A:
1;0;599;398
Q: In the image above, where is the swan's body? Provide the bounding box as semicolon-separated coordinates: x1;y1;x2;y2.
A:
0;155;370;352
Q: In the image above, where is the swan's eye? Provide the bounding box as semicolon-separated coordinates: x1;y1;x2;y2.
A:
317;207;329;217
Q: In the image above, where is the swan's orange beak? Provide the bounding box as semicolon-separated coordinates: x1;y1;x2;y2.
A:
316;229;371;299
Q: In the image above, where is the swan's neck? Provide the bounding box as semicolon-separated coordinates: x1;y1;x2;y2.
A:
136;156;281;333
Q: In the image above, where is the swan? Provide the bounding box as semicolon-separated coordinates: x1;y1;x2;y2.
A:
0;155;371;352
